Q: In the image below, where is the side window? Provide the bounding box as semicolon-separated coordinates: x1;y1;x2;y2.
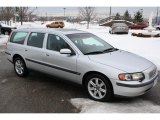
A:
10;32;28;44
47;34;71;52
27;32;45;48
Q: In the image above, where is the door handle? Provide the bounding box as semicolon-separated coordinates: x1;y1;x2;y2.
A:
46;54;49;56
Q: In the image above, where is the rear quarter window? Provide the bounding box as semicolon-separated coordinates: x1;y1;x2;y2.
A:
10;32;28;44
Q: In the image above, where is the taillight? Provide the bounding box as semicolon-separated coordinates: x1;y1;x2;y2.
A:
4;38;9;49
5;32;12;49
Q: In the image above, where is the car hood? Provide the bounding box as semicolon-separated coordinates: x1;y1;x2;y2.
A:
88;50;153;72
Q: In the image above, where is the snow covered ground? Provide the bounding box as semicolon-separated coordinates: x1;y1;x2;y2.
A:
0;35;9;45
70;98;160;113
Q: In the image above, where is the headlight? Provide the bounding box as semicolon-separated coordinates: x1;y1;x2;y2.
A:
118;72;145;81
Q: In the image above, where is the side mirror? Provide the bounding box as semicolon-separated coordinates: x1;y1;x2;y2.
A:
60;49;72;54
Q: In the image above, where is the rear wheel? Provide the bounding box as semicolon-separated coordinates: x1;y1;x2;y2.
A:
156;27;160;30
14;57;28;77
84;74;113;101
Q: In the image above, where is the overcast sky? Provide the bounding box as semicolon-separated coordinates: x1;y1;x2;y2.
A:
35;7;159;18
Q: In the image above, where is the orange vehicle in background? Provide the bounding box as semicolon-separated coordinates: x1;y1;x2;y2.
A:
46;21;64;28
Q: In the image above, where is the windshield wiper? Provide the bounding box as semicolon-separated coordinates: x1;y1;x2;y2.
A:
103;48;119;53
84;48;119;55
84;51;104;55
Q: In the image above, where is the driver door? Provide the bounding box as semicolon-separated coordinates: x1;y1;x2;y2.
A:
43;34;78;81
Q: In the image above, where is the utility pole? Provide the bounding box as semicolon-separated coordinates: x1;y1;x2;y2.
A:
156;7;159;25
63;8;66;21
109;7;112;17
46;12;47;22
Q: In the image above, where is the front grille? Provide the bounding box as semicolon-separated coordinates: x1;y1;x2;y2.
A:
149;68;157;79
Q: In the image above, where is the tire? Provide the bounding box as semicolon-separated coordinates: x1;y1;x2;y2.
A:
156;27;160;30
84;74;113;102
14;57;28;77
111;31;114;34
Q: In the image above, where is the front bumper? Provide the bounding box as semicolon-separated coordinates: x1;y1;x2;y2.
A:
113;71;158;97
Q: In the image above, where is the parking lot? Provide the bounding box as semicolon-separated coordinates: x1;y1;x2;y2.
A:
0;45;160;113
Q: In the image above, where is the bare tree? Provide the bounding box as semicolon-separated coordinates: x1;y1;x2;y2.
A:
79;7;96;29
16;7;35;25
0;7;15;25
0;7;3;21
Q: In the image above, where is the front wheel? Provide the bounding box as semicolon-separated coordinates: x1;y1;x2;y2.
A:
84;74;113;101
14;57;28;77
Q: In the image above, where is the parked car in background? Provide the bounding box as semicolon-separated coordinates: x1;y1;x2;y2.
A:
128;23;148;29
5;28;158;101
46;21;64;28
0;23;17;35
109;23;129;34
154;25;160;30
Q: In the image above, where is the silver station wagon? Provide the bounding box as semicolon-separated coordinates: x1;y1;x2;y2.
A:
5;28;158;101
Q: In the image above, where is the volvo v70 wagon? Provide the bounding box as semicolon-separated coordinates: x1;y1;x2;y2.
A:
5;28;158;101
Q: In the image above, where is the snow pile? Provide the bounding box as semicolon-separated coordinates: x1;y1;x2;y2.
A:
0;35;9;45
70;98;160;113
15;22;46;29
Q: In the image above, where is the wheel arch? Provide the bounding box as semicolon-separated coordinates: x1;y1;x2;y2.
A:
82;71;113;90
13;54;25;63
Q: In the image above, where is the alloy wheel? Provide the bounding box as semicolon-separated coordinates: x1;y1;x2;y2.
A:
88;78;107;99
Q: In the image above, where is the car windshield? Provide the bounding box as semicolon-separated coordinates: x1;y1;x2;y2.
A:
66;33;115;55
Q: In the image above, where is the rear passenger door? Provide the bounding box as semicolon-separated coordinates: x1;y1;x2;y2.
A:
43;34;78;81
24;32;46;72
